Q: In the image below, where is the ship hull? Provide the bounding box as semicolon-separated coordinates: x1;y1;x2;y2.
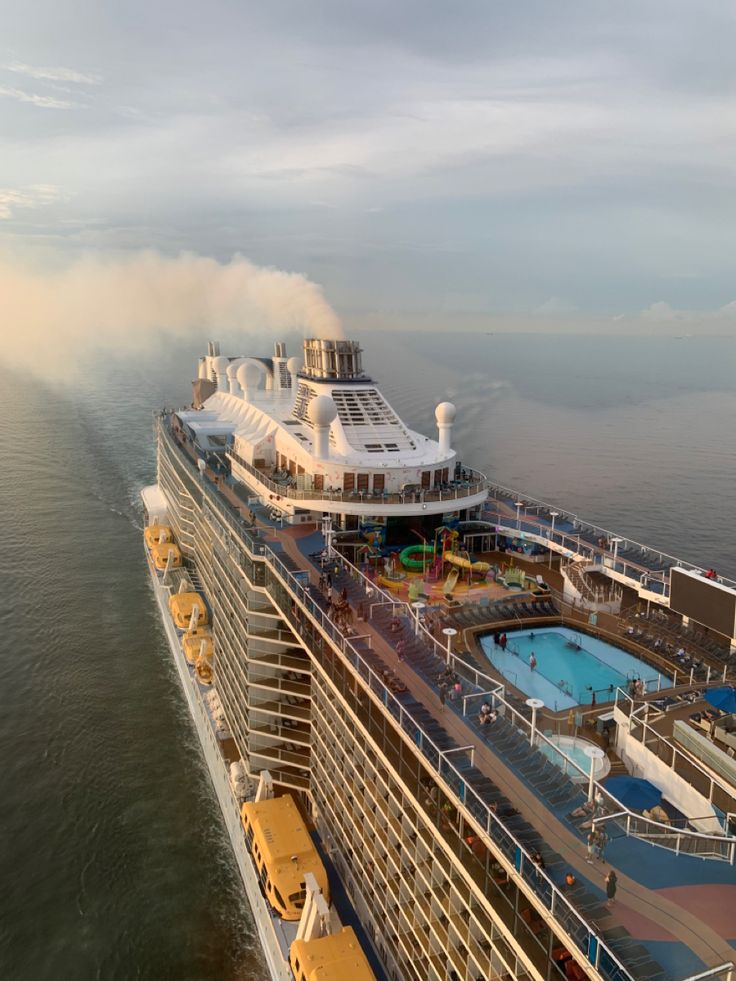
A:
144;550;292;981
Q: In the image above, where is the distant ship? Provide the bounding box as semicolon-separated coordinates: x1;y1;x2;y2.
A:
142;336;736;981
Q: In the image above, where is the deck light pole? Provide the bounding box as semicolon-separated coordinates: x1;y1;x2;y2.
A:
412;601;426;637
549;511;559;569
410;528;429;577
321;513;334;558
525;698;544;746
584;745;605;802
611;536;623;571
515;501;524;531
442;627;457;664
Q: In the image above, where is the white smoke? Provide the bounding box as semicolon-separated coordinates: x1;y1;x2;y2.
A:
0;249;343;374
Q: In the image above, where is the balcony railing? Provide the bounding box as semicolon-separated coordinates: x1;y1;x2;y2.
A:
228;448;487;506
485;480;736;594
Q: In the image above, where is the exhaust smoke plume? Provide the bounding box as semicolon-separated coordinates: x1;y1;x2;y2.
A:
0;250;343;374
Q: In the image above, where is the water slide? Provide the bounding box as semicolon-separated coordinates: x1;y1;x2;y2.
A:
443;552;491;574
399;544;435;569
443;568;460;596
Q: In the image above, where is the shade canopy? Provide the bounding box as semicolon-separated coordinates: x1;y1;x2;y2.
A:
705;687;736;714
604;775;661;811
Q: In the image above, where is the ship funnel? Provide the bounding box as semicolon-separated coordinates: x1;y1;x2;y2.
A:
435;402;456;454
308;395;337;460
301;338;365;381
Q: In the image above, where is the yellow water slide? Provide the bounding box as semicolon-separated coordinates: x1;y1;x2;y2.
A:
442;568;460;596
443;552;491;574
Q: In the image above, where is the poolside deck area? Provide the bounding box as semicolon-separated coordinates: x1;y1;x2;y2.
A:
254;519;736;981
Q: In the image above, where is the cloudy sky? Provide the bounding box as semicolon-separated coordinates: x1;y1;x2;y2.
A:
2;0;736;332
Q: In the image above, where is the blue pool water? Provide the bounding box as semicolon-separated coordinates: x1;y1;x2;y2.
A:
480;626;670;711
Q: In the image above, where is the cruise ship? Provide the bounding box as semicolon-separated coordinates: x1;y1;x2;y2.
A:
142;336;736;981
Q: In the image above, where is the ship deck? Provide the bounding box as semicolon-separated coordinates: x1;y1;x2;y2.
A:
174;422;736;981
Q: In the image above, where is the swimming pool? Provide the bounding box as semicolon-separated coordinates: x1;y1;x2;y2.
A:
480;626;670;711
536;735;612;783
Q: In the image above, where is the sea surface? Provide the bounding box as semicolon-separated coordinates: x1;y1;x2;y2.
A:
1;331;734;980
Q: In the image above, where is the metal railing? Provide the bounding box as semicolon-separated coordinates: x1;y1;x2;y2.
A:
484;480;736;593
228;448;487;506
615;691;736;831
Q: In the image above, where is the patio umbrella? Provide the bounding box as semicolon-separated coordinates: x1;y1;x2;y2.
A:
604;776;661;811
705;687;736;714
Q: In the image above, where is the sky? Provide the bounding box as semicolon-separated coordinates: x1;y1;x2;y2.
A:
2;0;736;335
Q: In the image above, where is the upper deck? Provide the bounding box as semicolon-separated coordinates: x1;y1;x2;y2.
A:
158;415;736;981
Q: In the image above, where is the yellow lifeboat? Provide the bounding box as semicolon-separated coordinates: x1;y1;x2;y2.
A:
168;591;209;629
151;542;182;571
144;524;173;549
182;627;213;665
195;654;214;686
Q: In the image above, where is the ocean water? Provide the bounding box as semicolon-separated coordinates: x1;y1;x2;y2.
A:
1;330;734;979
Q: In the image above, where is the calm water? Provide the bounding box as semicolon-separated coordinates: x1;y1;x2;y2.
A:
1;331;734;979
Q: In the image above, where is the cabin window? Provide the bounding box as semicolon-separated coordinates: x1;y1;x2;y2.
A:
373;473;385;493
288;459;296;476
274;886;286;909
313;474;324;491
442;467;449;482
357;473;369;492
343;473;355;492
297;464;305;476
421;471;431;488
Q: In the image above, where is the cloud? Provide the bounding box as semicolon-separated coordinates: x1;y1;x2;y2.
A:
641;301;680;322
640;300;736;324
7;62;101;85
0;184;66;219
0;250;343;375
0;85;77;109
534;296;577;315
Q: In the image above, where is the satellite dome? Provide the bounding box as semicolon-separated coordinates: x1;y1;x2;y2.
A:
212;355;229;374
435;401;457;425
226;358;246;379
236;362;262;392
286;356;303;375
308;395;338;427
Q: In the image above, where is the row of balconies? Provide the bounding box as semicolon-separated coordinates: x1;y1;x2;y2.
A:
309;706;508;981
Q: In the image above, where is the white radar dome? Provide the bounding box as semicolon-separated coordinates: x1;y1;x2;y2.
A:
212;356;229;374
236;362;262;391
226;358;246;379
308;395;338;427
286;356;303;375
435;401;457;425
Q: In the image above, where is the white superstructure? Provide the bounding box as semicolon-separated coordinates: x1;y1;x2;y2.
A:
183;337;487;521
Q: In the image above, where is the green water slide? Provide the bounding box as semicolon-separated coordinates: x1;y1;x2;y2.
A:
399;544;435;569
